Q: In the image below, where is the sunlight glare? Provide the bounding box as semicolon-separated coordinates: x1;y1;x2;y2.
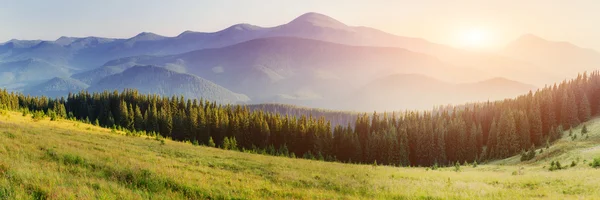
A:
458;28;490;48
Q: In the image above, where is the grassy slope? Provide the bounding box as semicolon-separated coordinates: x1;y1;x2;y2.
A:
1;110;600;200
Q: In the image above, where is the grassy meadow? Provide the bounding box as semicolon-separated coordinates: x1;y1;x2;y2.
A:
1;109;600;199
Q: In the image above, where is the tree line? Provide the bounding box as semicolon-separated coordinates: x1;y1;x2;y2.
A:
1;71;599;166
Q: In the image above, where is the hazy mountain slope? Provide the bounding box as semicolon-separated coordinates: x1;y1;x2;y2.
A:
503;34;600;77
23;77;89;98
349;74;537;111
87;65;250;104
91;37;487;106
0;58;71;85
70;56;159;85
264;13;458;60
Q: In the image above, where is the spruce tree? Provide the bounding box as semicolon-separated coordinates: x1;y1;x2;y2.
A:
579;93;592;122
561;90;580;128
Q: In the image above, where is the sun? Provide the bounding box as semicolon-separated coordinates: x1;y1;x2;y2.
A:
458;28;490;48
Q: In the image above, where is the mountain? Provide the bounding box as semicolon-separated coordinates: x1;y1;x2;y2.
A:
0;58;71;85
70;56;158;85
503;34;600;77
265;13;457;59
83;37;486;108
2;12;582;110
349;74;537;111
23;77;89;98
0;13;480;70
1;12;559;90
87;65;250;104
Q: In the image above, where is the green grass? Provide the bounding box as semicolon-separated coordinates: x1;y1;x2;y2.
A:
1;110;600;199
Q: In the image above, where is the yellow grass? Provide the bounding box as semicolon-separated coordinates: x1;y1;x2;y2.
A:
1;110;600;199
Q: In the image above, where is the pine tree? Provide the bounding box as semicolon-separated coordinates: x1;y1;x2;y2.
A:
516;111;531;149
561;90;580;128
497;110;518;156
486;119;498;159
134;105;144;131
579;93;592;122
529;100;544;146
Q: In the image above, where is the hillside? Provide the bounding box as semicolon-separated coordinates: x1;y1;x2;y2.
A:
24;77;89;98
1;109;600;199
87;65;250;104
0;58;71;85
504;34;600;77
349;74;537;111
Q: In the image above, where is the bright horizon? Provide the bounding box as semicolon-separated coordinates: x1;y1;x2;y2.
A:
2;0;600;51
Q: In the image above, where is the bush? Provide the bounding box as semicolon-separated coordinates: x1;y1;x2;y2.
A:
591;158;600;168
431;162;439;170
454;161;461;172
571;161;577;167
207;137;216;147
569;129;573;136
31;111;45;121
520;145;536;161
582;125;588;134
549;161;564;171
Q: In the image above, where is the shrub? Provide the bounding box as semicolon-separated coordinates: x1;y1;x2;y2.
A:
454;161;461;172
571;161;577;167
520;145;536;161
582;125;588;134
47;110;57;121
207;137;216;147
591;158;600;168
549;161;564;171
431;162;439;170
569;129;573;136
472;160;478;168
31;111;45;121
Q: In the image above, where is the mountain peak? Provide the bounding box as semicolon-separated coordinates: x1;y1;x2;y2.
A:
287;12;348;29
55;36;79;45
224;23;263;32
177;30;197;37
514;34;547;43
130;32;166;41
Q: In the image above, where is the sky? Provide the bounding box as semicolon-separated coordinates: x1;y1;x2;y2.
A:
2;0;599;51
